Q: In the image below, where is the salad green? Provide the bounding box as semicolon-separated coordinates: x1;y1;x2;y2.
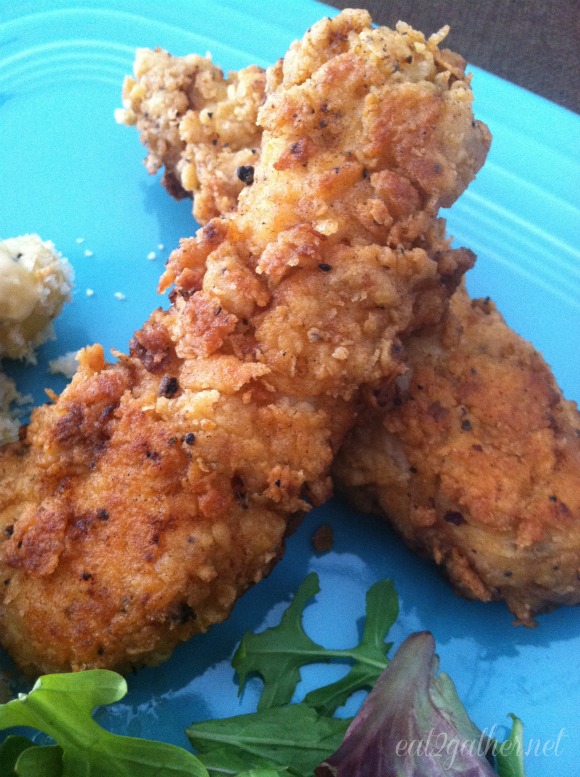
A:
232;574;397;714
0;573;525;777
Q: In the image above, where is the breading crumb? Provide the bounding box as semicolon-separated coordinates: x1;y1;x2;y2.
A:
114;292;126;301
0;374;21;444
312;523;334;554
49;351;79;378
332;346;349;360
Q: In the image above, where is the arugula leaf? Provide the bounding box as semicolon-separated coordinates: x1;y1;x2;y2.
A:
495;715;526;777
0;670;208;777
303;578;397;715
234;573;322;711
233;573;396;713
0;735;40;776
11;744;64;777
187;703;349;776
236;771;287;777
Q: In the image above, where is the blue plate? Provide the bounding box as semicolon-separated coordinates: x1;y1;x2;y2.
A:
0;2;579;775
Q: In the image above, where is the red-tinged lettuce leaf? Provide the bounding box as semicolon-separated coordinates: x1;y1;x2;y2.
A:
315;631;497;777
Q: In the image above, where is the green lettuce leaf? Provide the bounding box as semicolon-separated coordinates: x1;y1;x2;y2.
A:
495;715;526;777
233;573;396;713
0;670;208;777
10;744;64;776
187;703;349;775
0;735;41;776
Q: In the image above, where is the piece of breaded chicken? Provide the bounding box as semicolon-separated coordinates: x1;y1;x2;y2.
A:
116;19;490;227
334;284;580;625
119;25;580;625
0;10;484;675
116;49;265;224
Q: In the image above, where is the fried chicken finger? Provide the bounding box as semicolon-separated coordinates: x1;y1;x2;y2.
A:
0;10;481;675
334;284;580;624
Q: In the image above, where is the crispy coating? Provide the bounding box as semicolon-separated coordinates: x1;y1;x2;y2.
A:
334;284;580;624
117;18;490;228
116;48;265;223
0;10;482;675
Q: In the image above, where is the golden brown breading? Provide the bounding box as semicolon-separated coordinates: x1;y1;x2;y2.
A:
334;284;580;625
117;19;490;228
116;48;265;223
0;10;485;675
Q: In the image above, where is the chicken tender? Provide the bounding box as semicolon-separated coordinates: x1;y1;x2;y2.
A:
117;20;490;227
334;284;580;625
0;10;483;675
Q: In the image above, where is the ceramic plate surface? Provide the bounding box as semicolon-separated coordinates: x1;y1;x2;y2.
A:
0;2;579;775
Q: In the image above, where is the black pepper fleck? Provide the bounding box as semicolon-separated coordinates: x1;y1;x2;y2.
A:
318;263;332;272
236;165;254;185
184;432;196;445
174;602;196;625
443;510;465;526
461;419;472;431
158;375;179;398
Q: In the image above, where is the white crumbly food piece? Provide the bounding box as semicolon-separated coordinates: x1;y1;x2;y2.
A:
0;234;73;362
0;373;34;444
49;350;79;378
0;234;73;443
0;374;28;444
